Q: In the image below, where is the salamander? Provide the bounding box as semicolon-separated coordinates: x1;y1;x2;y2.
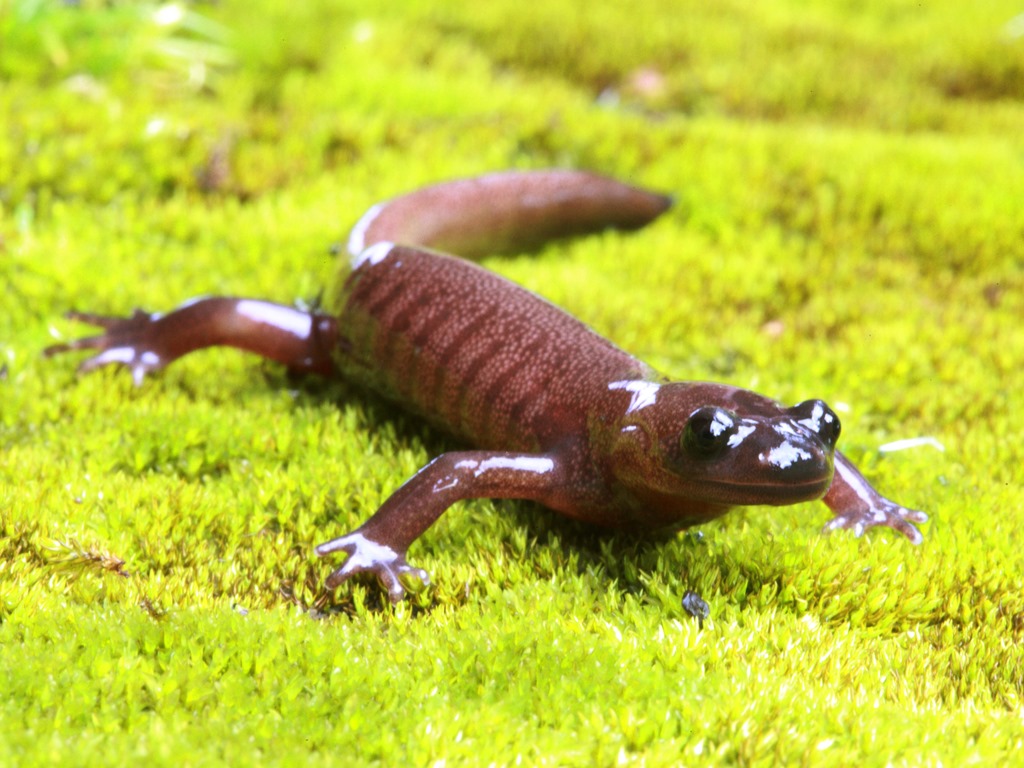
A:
46;169;927;602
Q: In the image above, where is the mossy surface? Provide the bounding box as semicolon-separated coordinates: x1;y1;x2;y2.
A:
2;1;1023;765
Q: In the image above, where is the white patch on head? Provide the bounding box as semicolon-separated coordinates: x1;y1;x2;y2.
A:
796;401;827;433
762;442;812;469
727;422;756;448
774;421;797;436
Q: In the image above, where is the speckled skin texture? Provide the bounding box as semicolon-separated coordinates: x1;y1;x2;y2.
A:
332;245;650;451
46;169;927;602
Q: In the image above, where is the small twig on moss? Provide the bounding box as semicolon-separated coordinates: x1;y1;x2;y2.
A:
40;537;130;581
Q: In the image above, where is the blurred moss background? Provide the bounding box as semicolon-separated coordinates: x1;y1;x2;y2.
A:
2;1;1023;765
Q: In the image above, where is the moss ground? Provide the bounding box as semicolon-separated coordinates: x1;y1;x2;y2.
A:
2;1;1023;764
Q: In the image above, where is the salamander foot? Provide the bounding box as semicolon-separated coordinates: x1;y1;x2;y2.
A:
316;531;430;603
824;499;928;545
45;309;166;385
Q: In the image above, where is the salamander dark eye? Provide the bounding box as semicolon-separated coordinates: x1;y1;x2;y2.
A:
792;399;842;448
683;407;737;459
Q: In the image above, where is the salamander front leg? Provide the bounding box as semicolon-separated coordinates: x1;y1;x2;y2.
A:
822;452;928;544
316;450;569;602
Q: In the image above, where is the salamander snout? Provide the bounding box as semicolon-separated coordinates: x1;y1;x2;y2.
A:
751;399;841;490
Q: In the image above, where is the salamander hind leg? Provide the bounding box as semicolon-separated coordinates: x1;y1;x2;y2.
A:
45;298;338;383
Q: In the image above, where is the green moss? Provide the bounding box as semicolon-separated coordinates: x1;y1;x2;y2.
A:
3;0;1024;765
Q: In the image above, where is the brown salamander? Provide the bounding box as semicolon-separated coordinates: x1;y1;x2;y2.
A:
46;169;927;602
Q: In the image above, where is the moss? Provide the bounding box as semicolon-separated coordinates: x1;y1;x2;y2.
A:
3;0;1024;765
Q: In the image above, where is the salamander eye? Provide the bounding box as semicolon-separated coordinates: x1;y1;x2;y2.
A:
682;407;737;459
791;399;842;448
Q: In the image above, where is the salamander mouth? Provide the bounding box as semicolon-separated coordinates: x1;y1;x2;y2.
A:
695;476;831;505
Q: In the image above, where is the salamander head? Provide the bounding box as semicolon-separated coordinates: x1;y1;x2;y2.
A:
605;381;840;519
